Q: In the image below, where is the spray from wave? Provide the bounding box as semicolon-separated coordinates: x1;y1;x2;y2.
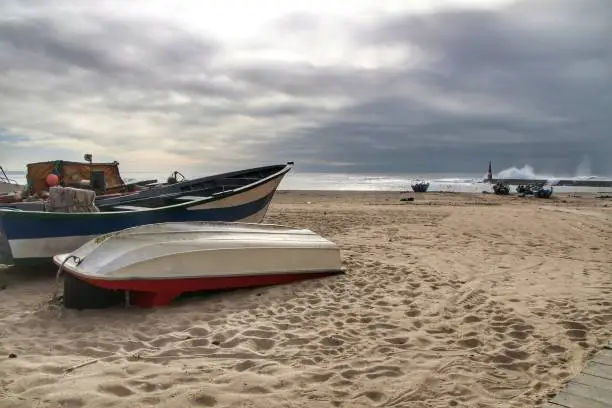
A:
575;155;594;179
495;165;539;180
491;156;602;186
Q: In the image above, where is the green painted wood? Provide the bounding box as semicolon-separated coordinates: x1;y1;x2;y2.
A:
593;349;612;366
573;373;612;390
561;381;612;406
583;361;612;381
548;340;612;408
551;390;612;408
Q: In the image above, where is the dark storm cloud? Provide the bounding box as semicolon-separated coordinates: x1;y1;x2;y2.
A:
255;0;612;175
1;0;610;175
225;62;399;98
0;12;246;111
0;16;219;76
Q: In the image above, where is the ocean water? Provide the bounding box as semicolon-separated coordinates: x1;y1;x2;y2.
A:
3;166;611;194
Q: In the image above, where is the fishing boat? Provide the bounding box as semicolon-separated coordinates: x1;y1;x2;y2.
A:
0;163;293;265
95;163;294;208
492;181;510;195
24;156;155;196
534;184;553;198
0;157;154;210
53;221;344;308
1;163;294;211
411;179;430;193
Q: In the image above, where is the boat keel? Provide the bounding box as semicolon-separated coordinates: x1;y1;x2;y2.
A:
64;270;344;309
128;291;181;308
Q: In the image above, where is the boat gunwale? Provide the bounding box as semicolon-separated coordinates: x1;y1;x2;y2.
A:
95;163;289;204
53;246;343;281
86;221;318;239
61;267;346;283
0;164;292;219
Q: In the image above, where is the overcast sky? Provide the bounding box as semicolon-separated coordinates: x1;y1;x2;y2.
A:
0;0;610;176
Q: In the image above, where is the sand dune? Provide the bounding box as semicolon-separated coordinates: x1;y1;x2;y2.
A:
1;191;611;407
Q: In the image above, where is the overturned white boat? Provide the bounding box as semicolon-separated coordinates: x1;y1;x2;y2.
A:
53;221;344;308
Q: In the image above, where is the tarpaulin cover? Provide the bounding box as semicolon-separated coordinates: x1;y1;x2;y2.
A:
44;186;100;213
26;160;125;195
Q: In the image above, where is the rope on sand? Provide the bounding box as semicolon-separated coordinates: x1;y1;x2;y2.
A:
64;358;99;373
51;255;81;304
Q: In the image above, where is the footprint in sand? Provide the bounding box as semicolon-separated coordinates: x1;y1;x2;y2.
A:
504;349;530;360
507;322;534;335
308;372;335;382
242;329;277;339
543;343;566;354
188;326;210;337
559;321;589;341
463;315;482;324
234;360;257;372
457;338;482;349
566;330;587;341
356;391;386;403
55;398;85;408
192;394;217;406
385;337;408;345
98;383;135;397
320;336;345;347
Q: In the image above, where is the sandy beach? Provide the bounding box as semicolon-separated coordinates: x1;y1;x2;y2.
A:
0;190;611;408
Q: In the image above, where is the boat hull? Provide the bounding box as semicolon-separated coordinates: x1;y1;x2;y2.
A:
52;221;344;308
95;164;290;208
62;269;342;308
0;167;290;265
0;164;291;211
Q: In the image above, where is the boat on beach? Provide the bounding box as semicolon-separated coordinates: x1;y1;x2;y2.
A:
1;163;294;211
53;221;344;308
94;163;294;208
411;179;430;193
0;158;155;210
0;163;293;265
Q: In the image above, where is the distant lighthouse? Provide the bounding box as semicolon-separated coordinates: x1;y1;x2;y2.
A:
487;161;493;182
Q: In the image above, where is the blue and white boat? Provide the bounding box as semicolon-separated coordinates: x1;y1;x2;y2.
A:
0;162;293;265
1;163;294;211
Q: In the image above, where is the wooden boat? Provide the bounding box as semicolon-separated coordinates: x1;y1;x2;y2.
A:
534;185;553;198
95;163;294;208
411;180;430;193
1;163;294;211
53;221;344;308
0;163;292;265
492;181;510;195
23;158;154;196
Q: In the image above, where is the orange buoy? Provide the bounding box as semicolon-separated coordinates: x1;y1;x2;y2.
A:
46;173;59;187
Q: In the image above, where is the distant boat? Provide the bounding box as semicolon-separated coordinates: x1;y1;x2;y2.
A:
493;181;510;195
53;221;344;308
0;163;293;265
534;185;553;198
411;179;430;193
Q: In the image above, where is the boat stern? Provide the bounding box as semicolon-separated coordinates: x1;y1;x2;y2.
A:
52;252;83;274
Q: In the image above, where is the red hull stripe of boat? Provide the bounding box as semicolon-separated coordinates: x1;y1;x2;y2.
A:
74;271;342;307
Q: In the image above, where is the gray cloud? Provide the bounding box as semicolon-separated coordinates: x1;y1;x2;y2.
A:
0;0;610;176
254;0;612;175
